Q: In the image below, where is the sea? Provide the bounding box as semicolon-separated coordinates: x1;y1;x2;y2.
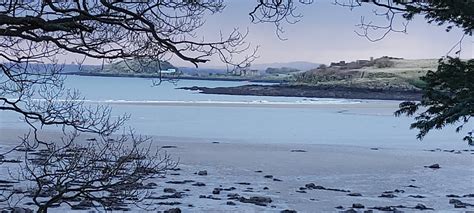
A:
0;75;471;150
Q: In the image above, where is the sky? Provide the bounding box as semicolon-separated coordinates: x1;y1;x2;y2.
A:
76;1;472;67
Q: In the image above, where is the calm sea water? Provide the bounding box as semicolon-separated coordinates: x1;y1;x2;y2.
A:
1;75;470;150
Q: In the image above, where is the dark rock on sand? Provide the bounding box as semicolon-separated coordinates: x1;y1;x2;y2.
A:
281;210;297;213
352;203;365;208
335;206;344;209
295;190;307;193
383;189;404;193
212;188;221;195
9;207;34;213
226;201;236;206
158;202;181;206
164;188;177;193
148;192;184;200
446;194;461;198
227;193;240;200
255;170;263;173
239;196;272;206
379;193;397;198
425;164;440;169
212;141;220;144
264;175;273;179
340;209;357;213
406;184;419;188
371;206;397;211
449;198;474;208
363;210;373;213
463;193;474;197
166;180;194;184
290;149;307;152
263;187;269;190
273;178;282;182
408;195;426;198
192;182;206;187
414;203;433;210
236;182;251;185
347;193;362;197
164;208;181;213
197;170;208;176
161;146;177;149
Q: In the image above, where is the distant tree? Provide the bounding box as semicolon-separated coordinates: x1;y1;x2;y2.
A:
395;58;473;144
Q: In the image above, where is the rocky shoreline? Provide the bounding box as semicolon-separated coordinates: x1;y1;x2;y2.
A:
178;84;422;101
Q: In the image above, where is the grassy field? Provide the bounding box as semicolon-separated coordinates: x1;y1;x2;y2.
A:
293;58;439;90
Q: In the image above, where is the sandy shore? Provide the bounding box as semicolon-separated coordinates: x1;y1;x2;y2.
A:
0;128;473;212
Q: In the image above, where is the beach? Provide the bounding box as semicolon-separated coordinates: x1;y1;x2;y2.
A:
1;127;473;212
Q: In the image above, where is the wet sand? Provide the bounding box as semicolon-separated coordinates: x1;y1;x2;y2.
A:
1;127;473;212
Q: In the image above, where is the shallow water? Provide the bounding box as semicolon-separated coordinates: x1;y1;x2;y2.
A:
0;75;471;150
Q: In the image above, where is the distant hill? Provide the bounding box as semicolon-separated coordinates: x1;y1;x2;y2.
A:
250;61;320;71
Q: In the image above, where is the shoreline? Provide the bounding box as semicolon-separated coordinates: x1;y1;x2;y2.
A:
179;84;422;101
65;72;287;83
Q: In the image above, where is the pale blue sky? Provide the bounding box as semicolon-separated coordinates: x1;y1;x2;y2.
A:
76;1;473;67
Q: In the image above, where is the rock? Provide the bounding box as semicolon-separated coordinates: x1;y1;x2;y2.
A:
192;182;206;187
280;210;297;213
295;190;307;193
290;149;307;152
164;208;181;213
158;202;181;206
347;193;362;197
264;175;273;179
227;193;240;199
370;148;379;150
239;196;272;206
166;180;194;184
335;206;344;209
236;182;251;185
212;188;221;195
341;209;357;213
226;201;236;206
425;163;440;169
414;203;432;210
463;193;474;197
199;195;206;199
352;203;365;209
197;170;208;176
446;194;460;198
255;170;263;173
164;188;177;193
454;203;466;208
406;184;419;188
11;208;33;213
372;206;397;211
212;141;220;144
379;193;397;198
273;178;282;182
363;210;373;213
161;145;178;149
305;183;317;189
147;192;183;200
147;182;158;187
263;187;269;190
449;199;462;204
408;195;425;198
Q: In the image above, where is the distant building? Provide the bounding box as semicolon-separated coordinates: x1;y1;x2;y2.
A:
160;68;177;74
